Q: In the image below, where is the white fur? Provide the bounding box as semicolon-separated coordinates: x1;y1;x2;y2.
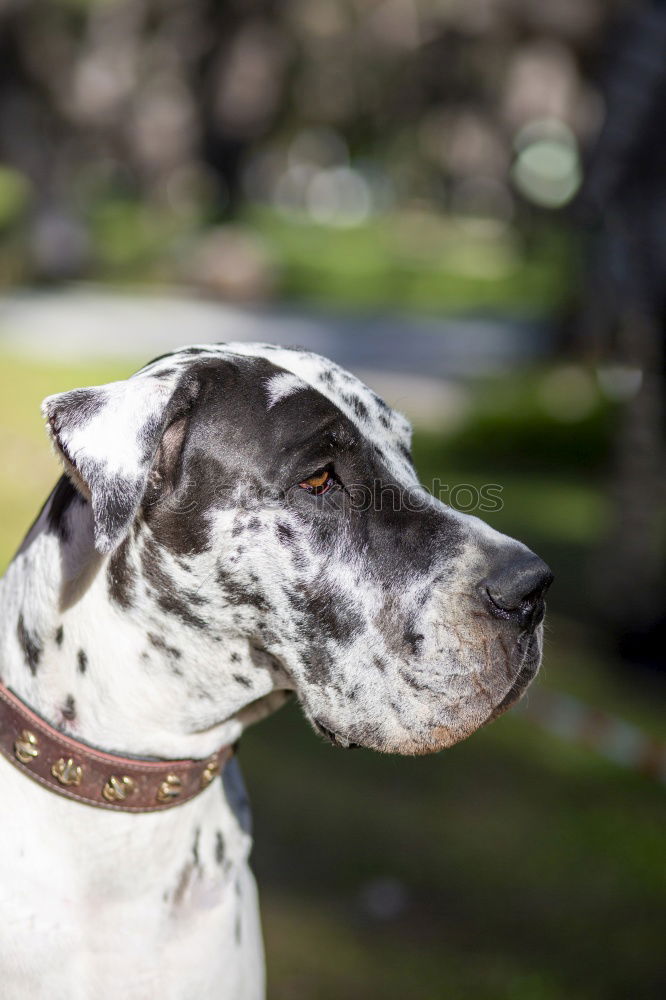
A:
263;371;307;409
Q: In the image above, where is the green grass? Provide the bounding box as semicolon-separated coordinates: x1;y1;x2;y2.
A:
1;351;663;1000
0;353;132;568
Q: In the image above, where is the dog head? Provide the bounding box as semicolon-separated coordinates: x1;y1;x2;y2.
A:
43;344;552;754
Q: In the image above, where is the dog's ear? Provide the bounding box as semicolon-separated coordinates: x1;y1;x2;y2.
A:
42;370;193;554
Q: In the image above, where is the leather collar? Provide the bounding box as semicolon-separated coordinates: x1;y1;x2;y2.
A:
0;681;232;812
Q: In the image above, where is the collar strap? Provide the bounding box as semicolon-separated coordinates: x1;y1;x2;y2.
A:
0;682;232;812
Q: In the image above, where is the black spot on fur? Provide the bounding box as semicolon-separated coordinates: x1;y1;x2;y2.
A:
215;831;225;865
55;625;64;647
58;387;108;426
370;390;391;412
183;589;208;606
147;632;182;659
216;565;269;613
403;630;425;656
276;521;295;545
230;652;240;662
354;398;369;421
342;393;368;422
151;366;179;381
233;674;252;688
288;586;365;664
397;441;413;463
45;476;82;542
77;649;88;674
107;538;136;609
61;694;76;721
192;827;201;868
17;615;41;675
141;538;207;628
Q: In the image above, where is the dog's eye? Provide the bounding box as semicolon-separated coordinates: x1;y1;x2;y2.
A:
299;467;335;495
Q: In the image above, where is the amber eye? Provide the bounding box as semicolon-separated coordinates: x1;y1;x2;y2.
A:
299;468;334;495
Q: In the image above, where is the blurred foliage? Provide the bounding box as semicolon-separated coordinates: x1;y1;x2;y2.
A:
413;369;615;476
247;209;577;317
0;166;29;229
0;0;617;310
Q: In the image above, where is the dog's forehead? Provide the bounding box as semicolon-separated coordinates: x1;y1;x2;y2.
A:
141;342;413;452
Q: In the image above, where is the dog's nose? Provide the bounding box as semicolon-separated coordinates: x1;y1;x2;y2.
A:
481;550;553;628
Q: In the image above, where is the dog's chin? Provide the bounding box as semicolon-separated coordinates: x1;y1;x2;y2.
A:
311;633;544;756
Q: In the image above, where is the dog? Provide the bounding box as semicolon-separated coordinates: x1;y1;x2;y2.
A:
0;343;552;999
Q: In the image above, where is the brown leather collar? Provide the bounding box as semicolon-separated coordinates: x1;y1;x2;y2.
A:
0;681;232;812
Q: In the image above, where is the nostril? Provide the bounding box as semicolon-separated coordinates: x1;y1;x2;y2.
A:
481;551;553;626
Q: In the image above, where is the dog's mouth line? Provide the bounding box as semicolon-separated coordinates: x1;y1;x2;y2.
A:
486;644;541;722
313;719;360;750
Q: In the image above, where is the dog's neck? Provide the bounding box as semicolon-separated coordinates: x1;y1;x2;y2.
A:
0;480;289;761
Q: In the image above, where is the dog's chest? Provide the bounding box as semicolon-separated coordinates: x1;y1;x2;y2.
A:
0;756;264;1000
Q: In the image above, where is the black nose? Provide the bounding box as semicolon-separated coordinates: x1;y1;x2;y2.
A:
481;549;553;628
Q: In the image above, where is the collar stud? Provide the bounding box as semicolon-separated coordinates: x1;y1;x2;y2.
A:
103;775;137;802
14;729;39;764
52;757;83;786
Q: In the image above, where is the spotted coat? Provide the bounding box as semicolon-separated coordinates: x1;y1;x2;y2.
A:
0;343;548;999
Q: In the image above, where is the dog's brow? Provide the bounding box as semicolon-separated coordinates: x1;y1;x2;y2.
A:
287;418;342;455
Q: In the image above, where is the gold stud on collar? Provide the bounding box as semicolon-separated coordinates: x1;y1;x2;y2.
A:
157;773;182;803
14;729;39;764
200;755;220;789
51;757;83;786
102;775;137;803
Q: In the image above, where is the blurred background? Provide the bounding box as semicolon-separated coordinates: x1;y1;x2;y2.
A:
0;0;664;997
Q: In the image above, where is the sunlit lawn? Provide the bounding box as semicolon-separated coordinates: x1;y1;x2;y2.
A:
0;350;663;999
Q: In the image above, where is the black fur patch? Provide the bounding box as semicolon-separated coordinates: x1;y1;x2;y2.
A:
288;585;365;651
403;629;425;656
77;649;88;674
215;830;225;865
140;538;207;629
147;632;182;659
46;476;81;542
55;625;64;647
61;694;76;721
276;521;295;545
53;386;107;427
216;565;269;613
17;615;41;675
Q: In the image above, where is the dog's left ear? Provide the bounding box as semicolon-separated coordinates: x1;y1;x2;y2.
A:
42;370;191;554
